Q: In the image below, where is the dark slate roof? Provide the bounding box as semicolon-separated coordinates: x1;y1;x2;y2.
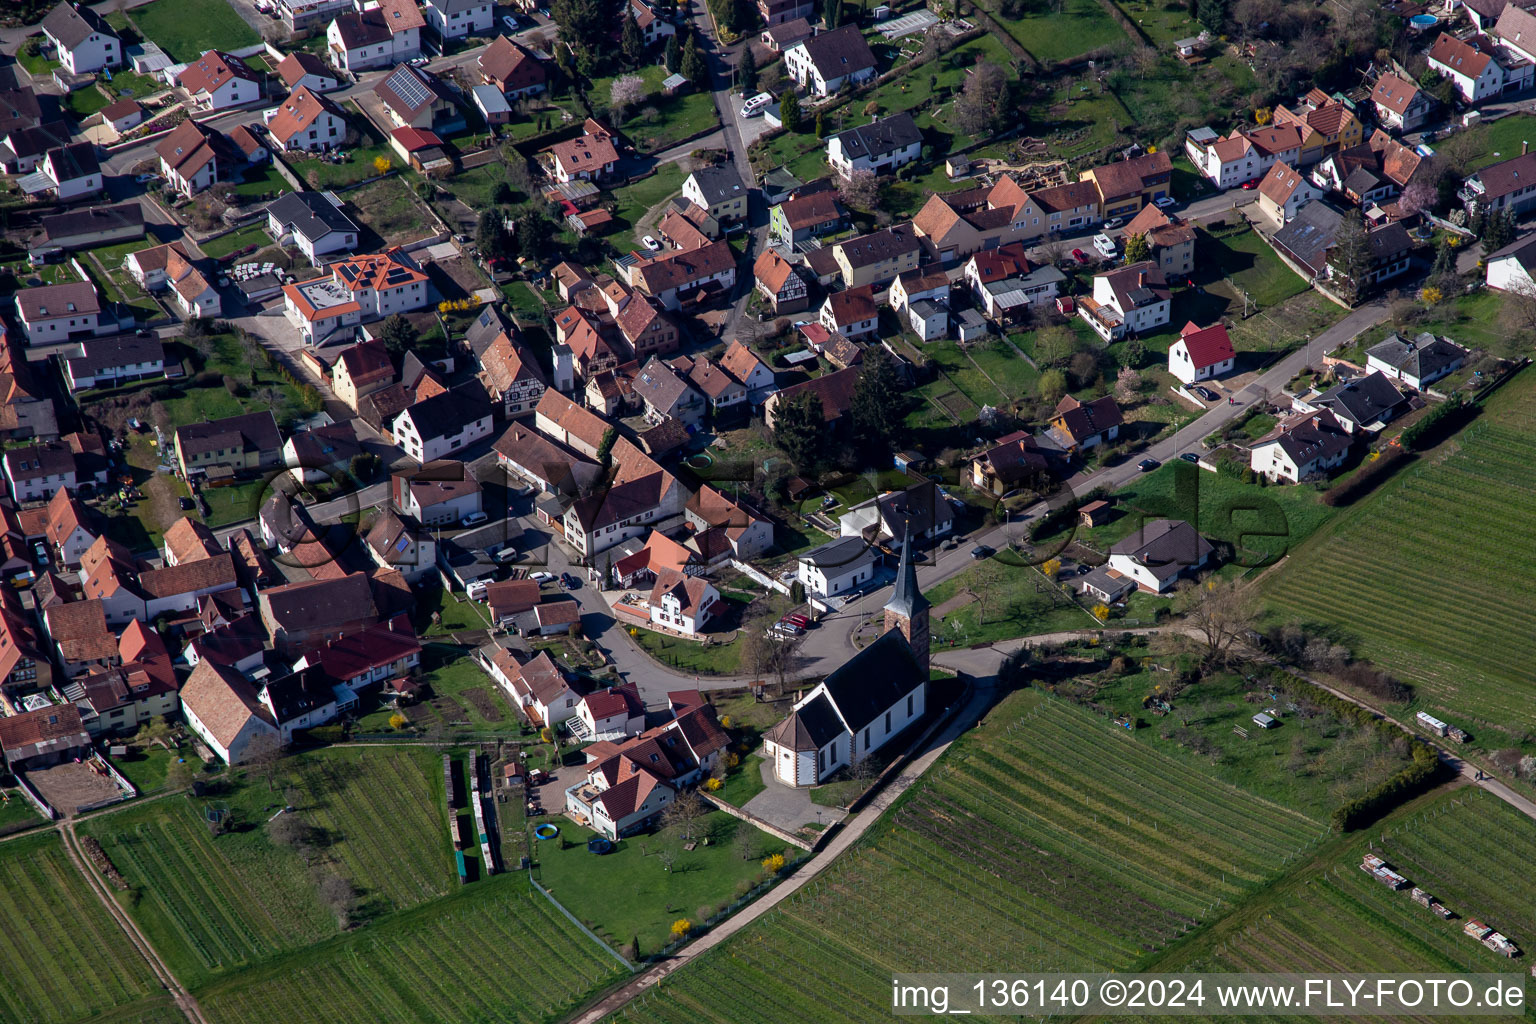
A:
262;667;336;725
800;535;874;569
266;190;359;243
464;303;513;359
43;2;116;50
1109;519;1213;580
1311;370;1408;426
797;24;877;78
830;112;921;162
883;526;929;621
1271;199;1344;276
819;629;923;733
401;382;492;440
48;142;99;180
41;201;143;243
1366;332;1467;382
877;481;953;539
687;164;747;205
766;692;844;751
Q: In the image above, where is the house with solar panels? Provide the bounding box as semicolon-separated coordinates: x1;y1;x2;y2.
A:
280;248;431;345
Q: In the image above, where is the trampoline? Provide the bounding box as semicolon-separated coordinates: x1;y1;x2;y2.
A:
586;837;613;854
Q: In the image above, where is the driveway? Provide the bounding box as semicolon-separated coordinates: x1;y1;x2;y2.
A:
741;756;845;835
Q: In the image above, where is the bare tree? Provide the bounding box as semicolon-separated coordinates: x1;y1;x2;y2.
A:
244;733;284;792
656;847;677;872
315;870;358;928
267;812;312;849
661;791;708;842
1173;578;1259;667
734;823;758;861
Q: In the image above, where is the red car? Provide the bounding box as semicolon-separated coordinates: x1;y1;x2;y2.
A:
1070;248;1090;264
1241;179;1259;190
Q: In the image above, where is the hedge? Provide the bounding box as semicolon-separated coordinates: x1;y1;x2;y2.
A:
1401;394;1473;450
1321;446;1411;507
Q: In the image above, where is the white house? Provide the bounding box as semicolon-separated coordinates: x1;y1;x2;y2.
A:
783;25;877;96
574;683;645;742
797;536;876;598
964;243;1065;319
1370;72;1436;133
42;2;121;75
281;248;430;345
154;119;228;197
1255;160;1320;229
423;0;493;39
177;51;263;112
180;659;280;764
1249;410;1352;483
1426;33;1504;105
1079;261;1170;342
38;143;102;202
258;669;339;743
1167;321;1235;385
64;333;165;392
1364;332;1468;390
391;385;495;463
1184;124;1303;189
265;190;360;263
1485;234;1536;293
265;86;347;153
826;112;921;178
1106;519;1212;593
819;287;878;341
275;51;341;93
14;281;112;345
326;0;424;72
647;569;720;636
478;646;582;727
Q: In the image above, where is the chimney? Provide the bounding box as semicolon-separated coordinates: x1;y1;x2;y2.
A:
1312;416;1322;429
1138;271;1147;287
1525;140;1530;156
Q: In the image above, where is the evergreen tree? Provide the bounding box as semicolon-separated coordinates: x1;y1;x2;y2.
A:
780;89;802;132
1121;232;1150;264
681;34;709;89
1481;208;1515;257
621;10;646;68
515;205;558;262
1194;0;1226;31
850;348;907;453
1327;211;1372;305
665;33;681;73
773;391;826;471
823;0;840;28
814;109;825;138
738;45;757;94
378;314;417;357
475;209;513;260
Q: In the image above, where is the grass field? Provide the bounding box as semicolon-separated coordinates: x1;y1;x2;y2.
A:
346;175;431;247
606;689;1325;1023
200;223;270;260
924;556;1094;646
536;812;788;953
83;747;452;988
129;0;259;61
195;875;627;1024
610;163;685;249
1264;368;1536;733
0;833;161;1024
987;0;1129;63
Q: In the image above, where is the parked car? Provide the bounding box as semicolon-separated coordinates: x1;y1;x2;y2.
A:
1241;179;1259;190
33;542;49;566
134;173;157;184
460;511;489;527
1076;563;1093;575
178;497;195;511
782;613;812;630
1192;385;1218;401
502;14;519;30
493;547;519;563
561;572;581;590
407;55;429;67
1179;452;1200;464
740;92;772;118
1103;217;1124;230
970;544;993;559
1153;196;1177;209
466;580;489;601
641;235;661;251
1070;248;1090;265
1137;457;1161;472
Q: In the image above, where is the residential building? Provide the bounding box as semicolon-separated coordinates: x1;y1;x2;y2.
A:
969;430;1049;496
1370;72;1436;132
1460;146;1536;215
684;485;773;560
1426;32;1521;104
647;569;720;635
282;420;363;486
4;436;107;504
1106;518;1213;593
132;242;219;320
180;659;280;763
478;35;547;97
154;119;233;196
1364;332;1468;390
911;176;1047;262
14;281;111;345
826;112;922;178
174;411;282;479
964;243;1065;318
770;189;847;245
763;365;860;431
38;202;144;252
423;0;493;39
478;645;583;727
784;26;877;96
362;508;436;581
761;15;812;47
676;354;748;418
720;340;776;403
258;572;381;657
1080;150;1173;221
796;535;876;598
282;248;431;345
559;438;684;557
22;143;102;202
682;165;748;223
535;390;610;459
630;356;703;427
1078;261;1170;341
373;63;458;131
0;704;92;771
1291;370;1409;433
759;0;814;26
63;333;164;392
45;487;97;566
1119;204;1195;277
1256;160;1321;228
573;682;645;743
819;285;878;341
605;284;679;359
1184;123;1307;188
42;2;121;74
841;480;954;549
753;249;809;313
265;190;360;263
1167;321;1235;385
478;330;548;418
392;459;483;525
1272;91;1364;156
626;238;737;310
328;0;424;71
330;338;394;411
627;0;676;45
391;383;494;462
178;50;262;111
1048;394;1123;452
1485;233;1536;292
276;51;340;93
1249;409;1352;483
266;86;347;152
545;120;619;183
1030;179;1102;235
833;224;921;289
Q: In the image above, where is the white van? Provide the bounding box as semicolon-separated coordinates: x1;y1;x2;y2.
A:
740;92;773;118
466;580;489;601
1092;233;1117;258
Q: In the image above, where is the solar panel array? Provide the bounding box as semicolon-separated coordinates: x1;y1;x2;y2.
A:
386;65;432;111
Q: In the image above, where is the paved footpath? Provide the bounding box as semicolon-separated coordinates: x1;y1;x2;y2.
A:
566;667;997;1024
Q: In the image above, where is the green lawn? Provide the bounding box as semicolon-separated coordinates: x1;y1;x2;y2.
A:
200;478;268;528
603;63;722;155
0;787;47;833
1197;224;1310;309
1463;112;1536;171
104;69;168;100
631;622;746;676
128;0;260;61
144;333;319;433
1264;368;1536;733
200;223;271;260
711;754;767;807
987;0;1129;63
501;279;545;321
66;87;111;118
109;742;204;795
535;811;788;953
417;648;523;734
229;162;292;200
923;555;1096;647
609;162;685;248
416;584;492;637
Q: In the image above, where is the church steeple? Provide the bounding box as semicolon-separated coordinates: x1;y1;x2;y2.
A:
883;526;930;675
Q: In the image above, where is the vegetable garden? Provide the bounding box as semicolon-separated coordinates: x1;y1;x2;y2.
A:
606;691;1328;1023
195;877;626;1024
1265;371;1536;732
0;833;159;1024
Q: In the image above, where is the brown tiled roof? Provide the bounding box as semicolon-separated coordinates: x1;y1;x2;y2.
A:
177;50;260;97
753;249;799;294
45;599;118;663
163;516;221;564
478;35;546;91
1428;32;1493;77
632;238;736;295
771;365;860;421
0;703;87;757
267;85;343;146
1030;179;1100;213
720;340;767;386
45;486;93;547
277;51;333;88
16;281;99;323
776;190;844;230
822;285;877;325
181;659;274;749
138;552;236;599
479;331;546;395
1371;73;1423;116
1258;161;1307;205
